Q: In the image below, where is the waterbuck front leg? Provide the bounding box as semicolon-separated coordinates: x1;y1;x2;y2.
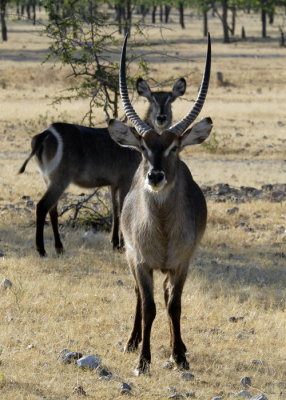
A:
110;185;128;250
125;284;142;352
36;180;68;257
134;265;156;375
165;267;189;370
110;186;120;250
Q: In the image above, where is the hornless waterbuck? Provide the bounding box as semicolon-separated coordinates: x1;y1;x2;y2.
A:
108;34;212;375
19;78;186;257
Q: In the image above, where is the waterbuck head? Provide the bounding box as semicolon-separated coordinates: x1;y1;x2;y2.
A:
136;77;186;132
108;34;212;193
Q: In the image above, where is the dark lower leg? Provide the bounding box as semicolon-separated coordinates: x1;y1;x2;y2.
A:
163;276;173;349
36;183;67;257
36;201;48;257
125;286;142;352
49;204;64;254
168;294;189;369
137;298;156;374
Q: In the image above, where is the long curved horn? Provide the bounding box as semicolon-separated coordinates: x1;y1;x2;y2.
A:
169;33;211;136
119;35;152;136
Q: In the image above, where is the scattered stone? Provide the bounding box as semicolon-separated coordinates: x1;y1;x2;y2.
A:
162;361;174;369
21;195;30;200
236;390;252;398
252;360;263;365
61;351;83;364
26;344;34;349
77;355;101;369
59;348;70;357
261;184;273;191
168;394;184;399
250;395;268;400
181;372;195;380
270;190;285;201
237;330;255;339
210;328;220;334
97;367;112;378
26;200;34;207
0;252;4;257
168;387;177;392
73;386;86;396
120;382;132;394
201;183;286;203
227;207;239;215
274;251;285;258
1;278;12;289
186;391;196;397
211;397;223;400
229;316;244;323
115;280;124;286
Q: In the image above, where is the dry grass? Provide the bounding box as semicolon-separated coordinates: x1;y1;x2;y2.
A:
0;10;286;400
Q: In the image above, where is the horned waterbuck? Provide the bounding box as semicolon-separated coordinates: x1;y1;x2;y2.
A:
108;34;212;375
19;78;186;257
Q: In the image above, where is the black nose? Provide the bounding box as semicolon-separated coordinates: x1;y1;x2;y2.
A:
148;169;165;185
157;115;167;123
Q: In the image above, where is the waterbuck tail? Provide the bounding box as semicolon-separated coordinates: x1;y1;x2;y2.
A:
18;131;49;174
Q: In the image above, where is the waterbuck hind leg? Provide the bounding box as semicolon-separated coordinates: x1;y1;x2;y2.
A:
49;204;64;255
125;285;142;352
166;269;189;370
36;180;68;257
163;275;174;350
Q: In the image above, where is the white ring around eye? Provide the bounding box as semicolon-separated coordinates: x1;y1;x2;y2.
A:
163;142;177;157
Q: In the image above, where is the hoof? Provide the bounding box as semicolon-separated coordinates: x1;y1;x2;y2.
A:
112;243;124;252
56;246;64;256
170;355;189;370
180;360;190;370
38;250;47;257
124;341;139;353
134;359;150;376
134;365;150;376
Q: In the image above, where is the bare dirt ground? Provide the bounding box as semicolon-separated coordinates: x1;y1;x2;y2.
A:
0;10;285;400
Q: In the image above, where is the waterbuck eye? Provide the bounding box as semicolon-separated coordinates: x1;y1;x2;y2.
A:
171;146;178;152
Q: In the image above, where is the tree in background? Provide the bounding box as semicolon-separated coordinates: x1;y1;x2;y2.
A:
43;0;146;124
2;0;286;49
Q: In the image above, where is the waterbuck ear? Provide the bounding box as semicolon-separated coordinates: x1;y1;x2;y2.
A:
108;119;141;149
136;78;152;100
180;117;213;148
171;78;186;100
